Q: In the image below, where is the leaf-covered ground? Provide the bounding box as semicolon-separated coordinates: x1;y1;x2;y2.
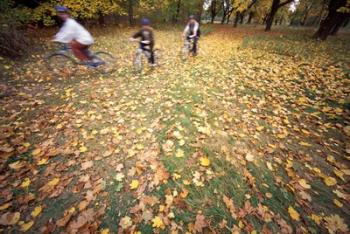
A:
0;25;349;233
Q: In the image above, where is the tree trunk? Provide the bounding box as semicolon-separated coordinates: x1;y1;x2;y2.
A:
265;0;279;31
342;14;350;27
173;0;181;23
128;0;134;26
265;0;293;31
239;12;244;24
221;14;226;24
210;0;216;23
300;8;310;26
247;12;253;24
234;11;240;27
330;14;348;35
196;0;205;22
226;10;233;24
313;0;348;40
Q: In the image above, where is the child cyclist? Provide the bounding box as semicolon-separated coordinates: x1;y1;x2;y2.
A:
183;15;201;56
52;6;102;67
129;18;156;66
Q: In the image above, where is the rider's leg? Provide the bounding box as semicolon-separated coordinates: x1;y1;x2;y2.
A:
70;40;90;61
149;45;155;65
141;44;155;65
192;37;198;56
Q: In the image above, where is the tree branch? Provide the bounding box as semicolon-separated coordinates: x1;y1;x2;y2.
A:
278;0;294;8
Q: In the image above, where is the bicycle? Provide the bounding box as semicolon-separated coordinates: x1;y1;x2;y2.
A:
181;37;198;61
130;40;161;73
46;43;116;75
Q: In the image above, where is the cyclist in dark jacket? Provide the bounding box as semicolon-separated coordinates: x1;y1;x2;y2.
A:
183;15;201;56
129;18;155;65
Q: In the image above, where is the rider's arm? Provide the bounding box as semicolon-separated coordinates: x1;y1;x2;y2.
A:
191;22;199;38
53;19;75;43
183;24;189;37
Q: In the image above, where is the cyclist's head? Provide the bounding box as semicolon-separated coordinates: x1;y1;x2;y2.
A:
141;18;151;27
188;15;196;23
55;6;70;20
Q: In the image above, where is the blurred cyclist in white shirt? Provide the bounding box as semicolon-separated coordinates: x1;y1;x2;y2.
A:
53;6;94;62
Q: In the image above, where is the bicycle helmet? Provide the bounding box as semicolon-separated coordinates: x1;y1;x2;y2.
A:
141;18;151;26
55;5;69;13
189;15;196;20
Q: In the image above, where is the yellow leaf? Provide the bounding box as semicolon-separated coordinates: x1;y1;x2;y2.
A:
310;214;322;225
0;203;11;211
334;169;345;181
333;199;343;208
47;178;60;187
79;146;88;153
288;206;300;221
326;156;335;163
119;216;132;229
31;206;42;218
199;157;210;167
37;158;48;166
324;177;337;186
152;216;165;229
20;178;31;188
20;221;34;231
298;179;311;189
175;149;185;158
101;228;110;234
23;142;31;148
32;148;42;156
130;180;139;190
299;141;311;147
183;179;191;185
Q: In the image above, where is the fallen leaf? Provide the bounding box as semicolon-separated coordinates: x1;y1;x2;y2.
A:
0;212;20;225
194;214;208;232
31;206;42;218
152;216;165;229
298;179;311;189
20;221;34;231
245;153;255;162
288;206;300;221
0;203;11;211
199;157;210;167
47;178;60;187
115;173;125;182
175;149;185;158
324;177;337;186
20;178;31;188
81;161;93;170
79;146;88;153
324;214;348;233
130;180;139;190
119;216;132;229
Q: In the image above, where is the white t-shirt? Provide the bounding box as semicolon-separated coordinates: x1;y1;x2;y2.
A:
184;21;199;37
53;18;94;45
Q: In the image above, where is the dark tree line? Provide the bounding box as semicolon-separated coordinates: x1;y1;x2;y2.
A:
314;0;350;40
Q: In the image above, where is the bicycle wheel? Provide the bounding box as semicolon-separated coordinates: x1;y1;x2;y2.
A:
93;52;116;74
181;46;190;61
133;52;143;73
154;49;162;66
46;53;77;76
